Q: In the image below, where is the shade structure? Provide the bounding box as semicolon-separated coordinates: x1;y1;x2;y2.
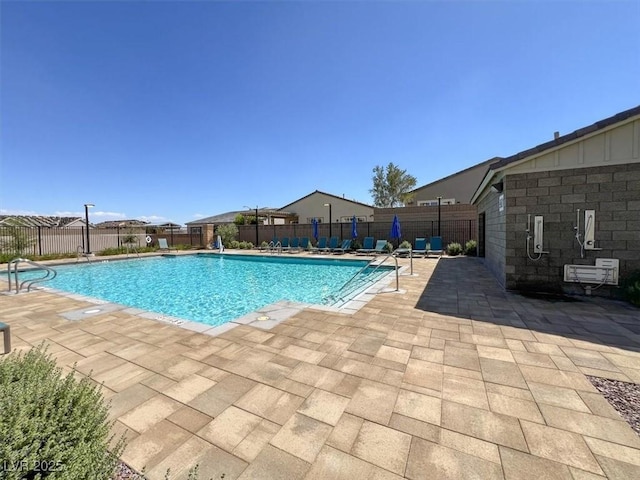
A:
312;218;319;240
390;214;401;244
351;216;358;239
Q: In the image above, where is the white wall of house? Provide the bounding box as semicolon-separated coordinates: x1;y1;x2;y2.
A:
280;191;374;224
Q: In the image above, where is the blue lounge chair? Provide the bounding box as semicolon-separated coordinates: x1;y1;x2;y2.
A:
299;237;310;250
310;237;327;253
285;237;300;253
320;236;339;254
372;239;389;255
427;236;444;257
413;238;428;256
280;237;290;250
356;237;375;255
332;239;352;254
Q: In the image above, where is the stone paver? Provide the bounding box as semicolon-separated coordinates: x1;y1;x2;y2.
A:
2;254;639;479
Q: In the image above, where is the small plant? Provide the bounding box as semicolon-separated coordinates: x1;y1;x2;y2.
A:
0;345;125;480
228;240;240;249
238;241;253;249
0;226;36;256
351;239;362;251
446;242;463;256
464;239;477;256
621;270;640;307
399;240;412;249
383;241;393;253
245;241;254;249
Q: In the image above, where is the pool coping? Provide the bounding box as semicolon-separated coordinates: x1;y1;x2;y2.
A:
0;250;407;336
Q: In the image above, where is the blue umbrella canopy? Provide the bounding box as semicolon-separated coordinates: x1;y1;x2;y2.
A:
312;218;319;240
351;216;358;239
390;214;401;241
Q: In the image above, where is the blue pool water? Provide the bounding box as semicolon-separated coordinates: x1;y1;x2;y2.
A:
21;254;392;327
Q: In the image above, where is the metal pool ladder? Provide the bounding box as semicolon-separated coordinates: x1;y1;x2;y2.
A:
324;252;399;305
7;258;57;293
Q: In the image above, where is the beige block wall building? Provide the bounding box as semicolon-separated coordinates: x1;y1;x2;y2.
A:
472;105;640;297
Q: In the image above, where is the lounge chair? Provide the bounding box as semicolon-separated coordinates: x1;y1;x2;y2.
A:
158;238;176;252
280;237;290;251
299;237;310;250
412;238;428;257
372;239;389;255
356;237;375;255
319;236;339;254
427;236;444;257
309;237;327;253
332;239;352;254
285;237;300;253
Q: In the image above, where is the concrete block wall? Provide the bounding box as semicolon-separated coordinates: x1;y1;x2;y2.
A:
477;189;507;287
504;163;640;296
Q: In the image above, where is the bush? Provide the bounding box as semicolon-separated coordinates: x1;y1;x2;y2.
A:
0;345;124;480
399;240;412;249
228;240;240;249
238;241;254;250
215;224;238;247
464;240;477;256
621;270;640;307
260;241;269;249
351;240;362;251
383;241;393;253
446;242;463;256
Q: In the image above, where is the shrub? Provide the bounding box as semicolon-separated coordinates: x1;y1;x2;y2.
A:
464;239;477;256
233;214;246;226
383;241;393;253
446;242;463;256
215;224;239;246
0;345;125;480
238;241;254;250
399;240;412;249
351;240;362;251
228;240;240;249
260;241;269;249
621;270;640;307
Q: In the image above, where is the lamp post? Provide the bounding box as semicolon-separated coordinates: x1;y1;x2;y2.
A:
324;203;332;238
437;196;442;237
244;205;260;246
84;203;94;255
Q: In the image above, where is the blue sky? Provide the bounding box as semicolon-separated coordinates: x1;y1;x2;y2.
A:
1;1;638;225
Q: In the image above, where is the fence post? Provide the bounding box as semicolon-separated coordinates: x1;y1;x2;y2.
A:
37;226;42;256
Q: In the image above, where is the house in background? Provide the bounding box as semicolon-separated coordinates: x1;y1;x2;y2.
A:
94;220;149;229
185;209;296;246
471;105;640;297
406;158;500;207
279;190;374;224
0;215;86;228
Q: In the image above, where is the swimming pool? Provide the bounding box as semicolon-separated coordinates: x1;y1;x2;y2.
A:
19;254;392;327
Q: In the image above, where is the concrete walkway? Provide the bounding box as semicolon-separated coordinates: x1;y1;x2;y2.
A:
1;254;639;479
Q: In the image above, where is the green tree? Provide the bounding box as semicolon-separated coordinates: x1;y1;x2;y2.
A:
370;162;417;207
234;214;246;225
215;223;239;246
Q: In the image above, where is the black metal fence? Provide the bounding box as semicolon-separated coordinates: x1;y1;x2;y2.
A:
0;226;203;257
238;219;477;248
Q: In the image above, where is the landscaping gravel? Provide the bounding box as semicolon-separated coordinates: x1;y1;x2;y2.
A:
588;375;640;436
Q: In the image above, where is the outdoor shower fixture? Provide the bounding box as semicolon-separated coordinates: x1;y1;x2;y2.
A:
525;214;548;260
574;209;601;258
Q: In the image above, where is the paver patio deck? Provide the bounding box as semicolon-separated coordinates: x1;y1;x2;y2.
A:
1;253;640;479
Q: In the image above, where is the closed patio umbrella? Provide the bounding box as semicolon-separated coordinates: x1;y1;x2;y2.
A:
312;218;319;241
351;216;358;239
390;214;401;247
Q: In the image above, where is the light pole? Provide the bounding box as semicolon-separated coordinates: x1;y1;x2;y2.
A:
84;203;94;255
437;196;442;237
244;205;260;246
324;203;332;237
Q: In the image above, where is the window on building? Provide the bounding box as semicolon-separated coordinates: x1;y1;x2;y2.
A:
417;198;456;206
